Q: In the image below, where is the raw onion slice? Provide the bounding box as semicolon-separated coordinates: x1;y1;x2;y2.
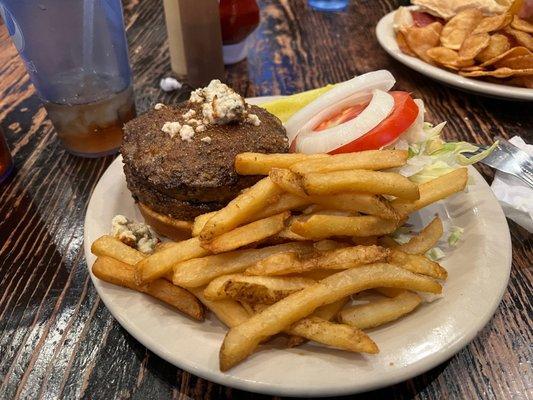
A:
285;70;396;145
303;91;373;133
295;89;395;154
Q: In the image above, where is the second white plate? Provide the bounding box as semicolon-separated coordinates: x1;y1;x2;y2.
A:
375;8;533;101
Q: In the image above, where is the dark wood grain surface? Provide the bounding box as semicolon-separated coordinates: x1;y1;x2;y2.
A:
1;0;532;399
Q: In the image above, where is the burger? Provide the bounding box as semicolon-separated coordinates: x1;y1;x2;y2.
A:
121;80;288;240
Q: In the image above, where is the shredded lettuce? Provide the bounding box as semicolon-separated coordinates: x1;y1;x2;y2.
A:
394;120;497;183
391;226;413;244
447;226;464;247
426;247;445;261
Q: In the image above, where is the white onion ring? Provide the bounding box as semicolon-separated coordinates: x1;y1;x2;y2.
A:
295;89;395;154
285;70;396;145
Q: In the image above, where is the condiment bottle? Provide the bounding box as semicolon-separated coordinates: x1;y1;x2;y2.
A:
163;0;225;87
219;0;260;64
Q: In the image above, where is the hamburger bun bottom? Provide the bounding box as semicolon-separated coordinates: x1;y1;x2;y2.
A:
137;202;193;242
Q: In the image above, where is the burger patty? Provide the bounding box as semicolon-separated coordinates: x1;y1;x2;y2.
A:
125;172;226;219
121;101;288;219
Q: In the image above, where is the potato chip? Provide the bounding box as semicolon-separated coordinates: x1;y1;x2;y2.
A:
459;67;533;78
461;65;484;72
480;46;531;67
475;34;511;63
442;63;461;71
396;31;416;57
427;47;474;68
495;54;533;69
508;0;526;16
505;28;533;51
458;33;490;60
440;9;484;50
427;47;460;64
405;22;443;63
471;12;513;35
511;15;533;34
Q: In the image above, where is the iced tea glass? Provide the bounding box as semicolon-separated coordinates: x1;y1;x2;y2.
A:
0;0;136;157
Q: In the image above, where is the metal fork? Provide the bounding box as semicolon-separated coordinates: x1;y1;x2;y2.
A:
463;136;533;189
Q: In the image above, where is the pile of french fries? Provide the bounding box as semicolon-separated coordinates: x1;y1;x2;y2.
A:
91;149;469;371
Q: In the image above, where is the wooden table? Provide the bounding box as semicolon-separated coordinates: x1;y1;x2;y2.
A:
1;1;531;399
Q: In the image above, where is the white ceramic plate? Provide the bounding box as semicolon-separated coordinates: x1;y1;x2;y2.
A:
84;99;511;396
376;8;533;101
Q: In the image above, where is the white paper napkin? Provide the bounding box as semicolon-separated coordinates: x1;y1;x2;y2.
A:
490;136;533;232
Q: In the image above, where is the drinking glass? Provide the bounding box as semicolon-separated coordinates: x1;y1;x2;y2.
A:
308;0;349;12
0;0;136;157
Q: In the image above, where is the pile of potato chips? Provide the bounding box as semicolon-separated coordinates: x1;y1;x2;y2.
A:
397;10;533;87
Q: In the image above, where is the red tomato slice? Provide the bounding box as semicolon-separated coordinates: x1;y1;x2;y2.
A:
314;102;369;131
328;91;419;154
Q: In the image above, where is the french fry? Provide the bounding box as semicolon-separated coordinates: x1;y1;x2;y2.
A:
339;291;422;329
288;317;378;353
245;245;390;276
313;297;350;320
92;257;204;321
397;216;443;255
388;249;448;279
277;225;308;241
391;168;468;216
192;194;310;237
255;193;311;218
302;170;420;200
173;242;313;288
200;177;283;242
155;241;179;252
134;237;209;284
239;301;256;316
202;211;290;253
374;287;405;298
192;212;217;237
287;297;351;347
219;263;441;370
290;150;408;174
312;239;350;252
313;245;391;269
268;170;401;220
291;215;398;239
203;274;315;304
246;252;301;276
91;235;146;265
310;193;400;220
269;168;308;197
235;152;328;175
190;287;249;328
246;299;375;352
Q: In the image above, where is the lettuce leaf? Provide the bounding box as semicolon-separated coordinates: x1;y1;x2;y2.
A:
395;119;497;183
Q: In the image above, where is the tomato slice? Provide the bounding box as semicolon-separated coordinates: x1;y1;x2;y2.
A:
328;91;419;154
314;102;369;131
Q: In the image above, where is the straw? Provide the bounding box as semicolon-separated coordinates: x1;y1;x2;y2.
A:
82;0;95;74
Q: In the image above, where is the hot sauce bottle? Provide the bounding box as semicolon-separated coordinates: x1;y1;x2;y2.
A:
219;0;260;64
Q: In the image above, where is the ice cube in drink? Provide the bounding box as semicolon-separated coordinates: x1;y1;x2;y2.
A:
43;73;136;157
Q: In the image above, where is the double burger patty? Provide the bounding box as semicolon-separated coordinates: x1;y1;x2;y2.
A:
121;101;288;220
